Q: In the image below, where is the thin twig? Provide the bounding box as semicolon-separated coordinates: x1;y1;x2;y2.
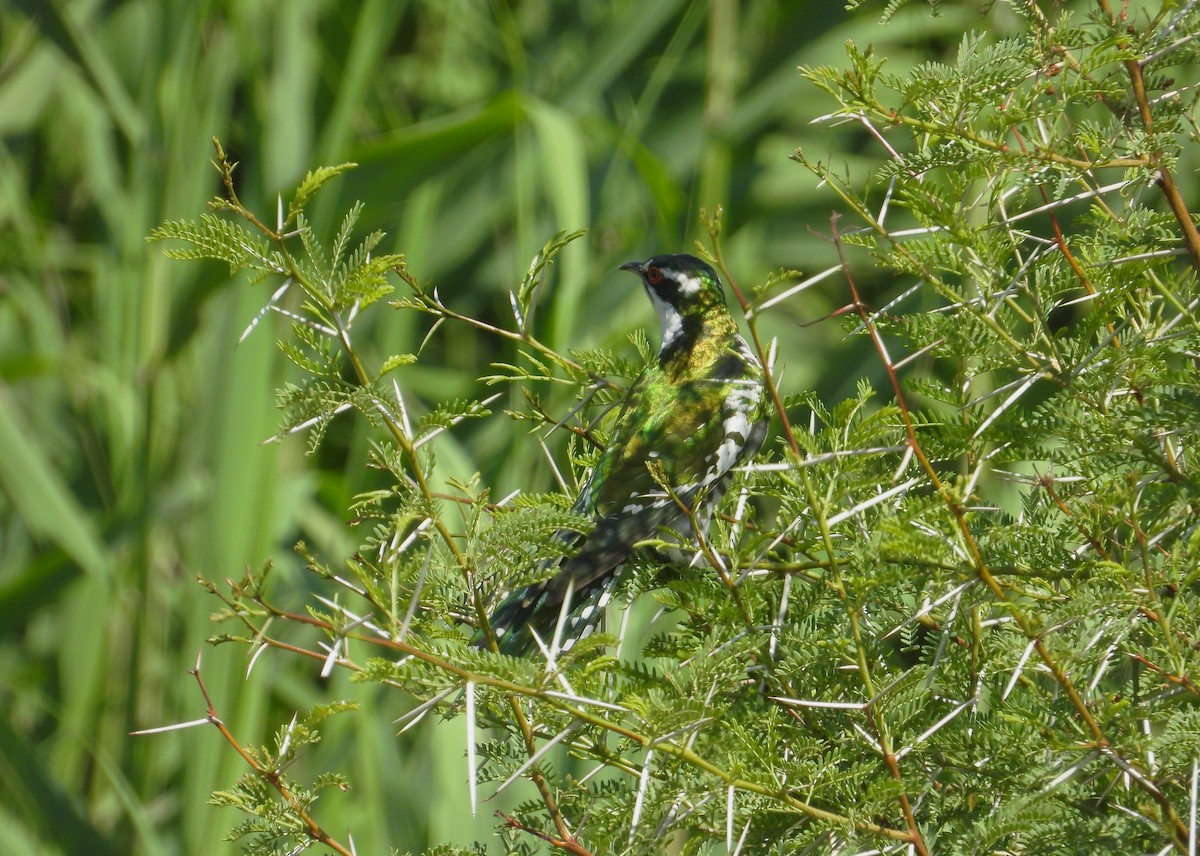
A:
185;655;355;856
1096;0;1200;269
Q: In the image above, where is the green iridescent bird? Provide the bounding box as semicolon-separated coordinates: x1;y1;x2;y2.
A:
486;254;769;654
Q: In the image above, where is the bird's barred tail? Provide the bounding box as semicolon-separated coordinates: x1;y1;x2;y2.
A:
483;574;618;656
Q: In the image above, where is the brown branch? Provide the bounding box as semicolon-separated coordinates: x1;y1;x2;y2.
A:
1130;653;1200;701
1035;473;1114;561
827;242;930;856
1009;127;1123;351
188;661;355;856
496;811;594;856
1095;0;1200;269
508;694;586;851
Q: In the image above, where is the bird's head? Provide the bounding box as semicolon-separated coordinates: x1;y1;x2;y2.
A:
619;254;730;356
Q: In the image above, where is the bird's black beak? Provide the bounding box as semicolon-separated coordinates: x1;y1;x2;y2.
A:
618;260;643;274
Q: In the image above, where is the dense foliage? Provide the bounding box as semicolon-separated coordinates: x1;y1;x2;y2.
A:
5;0;1200;854
144;2;1200;854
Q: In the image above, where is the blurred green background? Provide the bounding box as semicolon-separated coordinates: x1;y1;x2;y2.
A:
0;1;976;852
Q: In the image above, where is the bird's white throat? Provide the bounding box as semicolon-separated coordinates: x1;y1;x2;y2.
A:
644;286;684;354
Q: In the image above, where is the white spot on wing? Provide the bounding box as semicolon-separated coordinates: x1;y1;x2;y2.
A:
733;335;761;368
711;440;739;483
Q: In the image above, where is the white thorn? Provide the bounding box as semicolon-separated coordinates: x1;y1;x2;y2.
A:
628;748;654;845
465;681;477;816
726;785;735;852
1189;757;1198;856
129;717;212;736
493;724;577;796
1004;637;1039;702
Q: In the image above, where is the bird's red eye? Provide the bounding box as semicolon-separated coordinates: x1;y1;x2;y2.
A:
646;266;663;283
